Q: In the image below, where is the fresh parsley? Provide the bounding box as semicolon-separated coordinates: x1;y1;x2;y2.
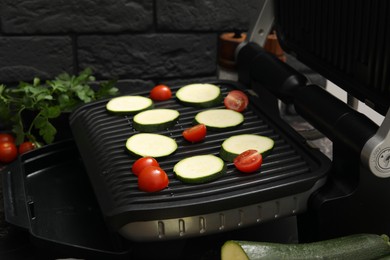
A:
0;68;118;147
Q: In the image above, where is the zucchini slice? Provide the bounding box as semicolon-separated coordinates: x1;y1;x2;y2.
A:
126;133;177;158
220;134;274;162
194;109;244;131
133;109;180;132
176;83;222;108
106;95;153;114
173;154;226;184
221;234;390;260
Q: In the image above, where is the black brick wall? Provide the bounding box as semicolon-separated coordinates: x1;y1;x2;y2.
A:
0;0;261;90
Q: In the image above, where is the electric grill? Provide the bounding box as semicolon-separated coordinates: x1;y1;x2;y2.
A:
2;0;390;258
69;80;329;242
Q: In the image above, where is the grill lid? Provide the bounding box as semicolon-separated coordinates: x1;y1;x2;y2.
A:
275;0;390;115
69;80;330;238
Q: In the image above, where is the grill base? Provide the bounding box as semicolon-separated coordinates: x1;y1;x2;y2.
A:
119;181;324;241
69;80;331;241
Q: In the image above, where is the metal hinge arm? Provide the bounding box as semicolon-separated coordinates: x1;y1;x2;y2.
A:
362;107;390;178
235;0;275;57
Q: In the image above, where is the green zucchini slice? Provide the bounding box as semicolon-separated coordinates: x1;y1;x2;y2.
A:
220;134;274;162
221;234;390;260
106;95;153;114
126;133;177;158
173;154;226;184
133;109;180;132
194;109;244;131
176;83;222;108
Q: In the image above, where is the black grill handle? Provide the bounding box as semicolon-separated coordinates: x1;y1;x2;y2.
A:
237;42;307;103
237;42;378;154
294;85;378;154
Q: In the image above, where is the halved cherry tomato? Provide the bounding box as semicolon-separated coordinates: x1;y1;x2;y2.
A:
132;157;160;176
138;166;169;192
18;141;36;155
0;141;18;164
234;149;263;173
182;124;207;143
224;90;249;112
150;84;172;101
0;133;15;144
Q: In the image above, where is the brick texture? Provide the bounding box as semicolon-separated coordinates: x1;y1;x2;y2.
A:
156;0;262;31
78;34;218;79
1;0;153;34
0;0;263;84
113;79;155;95
0;36;73;83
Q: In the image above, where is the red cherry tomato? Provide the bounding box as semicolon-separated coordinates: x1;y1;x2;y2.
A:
132;157;160;176
138;166;169;192
224;90;249;112
18;141;36;155
234;149;263;173
150;84;172;101
0;133;15;144
182;124;207;143
0;142;18;164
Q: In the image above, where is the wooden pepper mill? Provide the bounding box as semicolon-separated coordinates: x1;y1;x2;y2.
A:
263;30;286;62
218;31;247;70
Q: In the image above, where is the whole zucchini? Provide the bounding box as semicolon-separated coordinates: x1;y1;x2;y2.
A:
221;234;390;260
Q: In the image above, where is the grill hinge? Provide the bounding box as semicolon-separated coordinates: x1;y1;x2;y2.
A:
362;106;390;178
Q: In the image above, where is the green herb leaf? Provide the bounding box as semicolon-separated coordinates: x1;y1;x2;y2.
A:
74;85;94;103
12;111;25;145
0;85;11;120
1;67;119;145
12;122;25;145
33;77;40;87
42;106;61;119
96;80;119;99
0;84;7;102
33;114;57;144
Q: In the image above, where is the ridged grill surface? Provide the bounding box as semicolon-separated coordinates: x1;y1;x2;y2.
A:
70;81;328;227
277;0;390;115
